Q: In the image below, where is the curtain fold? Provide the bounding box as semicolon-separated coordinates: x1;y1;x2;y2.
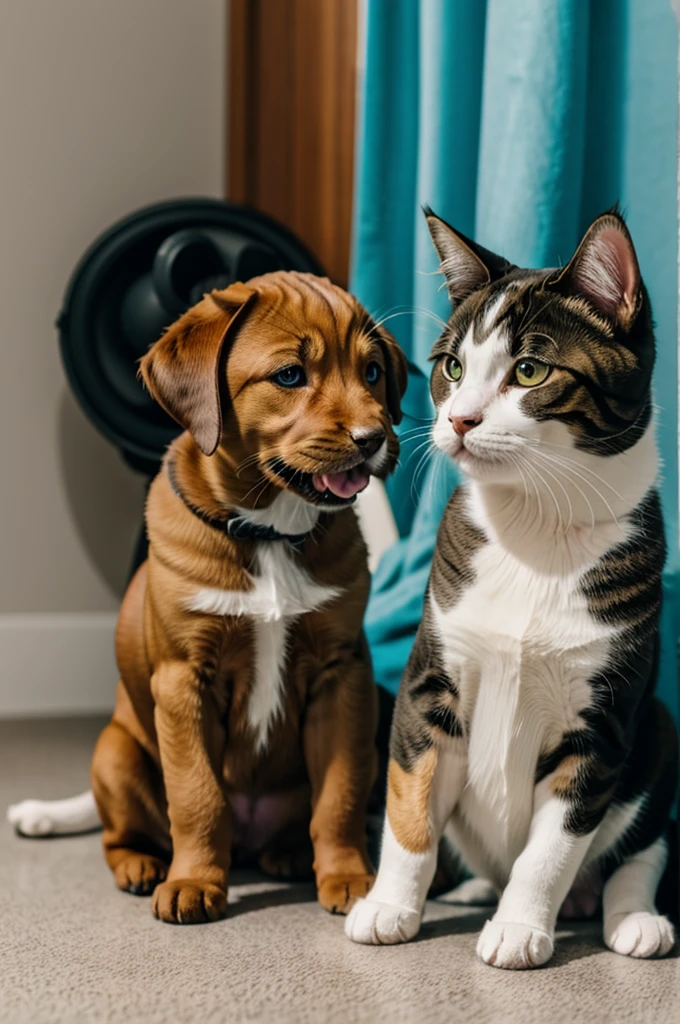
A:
352;0;679;721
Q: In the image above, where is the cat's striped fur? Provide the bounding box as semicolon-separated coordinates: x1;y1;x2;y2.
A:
347;208;678;968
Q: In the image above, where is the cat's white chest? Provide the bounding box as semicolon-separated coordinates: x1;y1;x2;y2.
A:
431;542;615;877
435;541;613;657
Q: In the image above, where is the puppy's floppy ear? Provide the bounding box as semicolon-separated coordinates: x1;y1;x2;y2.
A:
140;282;257;455
377;327;408;425
424;206;515;304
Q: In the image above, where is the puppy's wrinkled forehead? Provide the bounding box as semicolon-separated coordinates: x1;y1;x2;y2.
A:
245;271;371;359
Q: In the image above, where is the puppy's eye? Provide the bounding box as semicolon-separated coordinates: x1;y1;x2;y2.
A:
272;365;307;389
442;355;462;382
514;359;551;387
366;361;382;385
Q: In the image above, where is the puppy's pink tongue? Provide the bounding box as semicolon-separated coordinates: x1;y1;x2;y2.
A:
312;465;370;498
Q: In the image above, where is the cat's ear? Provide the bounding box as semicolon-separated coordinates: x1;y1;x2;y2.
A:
424;207;515;304
551;209;641;328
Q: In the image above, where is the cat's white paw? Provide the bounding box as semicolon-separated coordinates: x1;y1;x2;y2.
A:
605;912;676;959
7;800;57;836
345;897;421;945
477;919;554;970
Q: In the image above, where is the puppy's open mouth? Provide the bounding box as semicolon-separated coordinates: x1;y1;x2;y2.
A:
269;458;371;506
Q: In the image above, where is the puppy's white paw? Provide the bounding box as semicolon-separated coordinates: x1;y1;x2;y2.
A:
605;912;676;959
7;800;57;837
477;919;554;970
345;897;421;945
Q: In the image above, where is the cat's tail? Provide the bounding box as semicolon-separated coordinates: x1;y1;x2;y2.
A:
7;790;100;836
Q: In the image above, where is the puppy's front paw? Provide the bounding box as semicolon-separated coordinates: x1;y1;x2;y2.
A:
317;872;374;915
605;912;676;959
151;879;227;924
114;854;167;896
477;919;554;969
345;897;421;944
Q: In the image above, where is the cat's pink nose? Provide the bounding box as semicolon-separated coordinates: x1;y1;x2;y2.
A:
450;414;483;436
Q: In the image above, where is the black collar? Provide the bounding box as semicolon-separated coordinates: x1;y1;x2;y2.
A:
166;459;312;550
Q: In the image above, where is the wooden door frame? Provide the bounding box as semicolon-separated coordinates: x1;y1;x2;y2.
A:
227;0;358;286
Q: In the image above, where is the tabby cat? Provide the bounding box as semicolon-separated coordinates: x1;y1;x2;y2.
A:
346;208;678;968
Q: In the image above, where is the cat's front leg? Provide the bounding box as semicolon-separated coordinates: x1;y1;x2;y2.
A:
346;741;465;944
346;641;466;945
477;770;600;969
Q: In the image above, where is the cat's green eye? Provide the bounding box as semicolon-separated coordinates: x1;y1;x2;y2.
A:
442;355;463;383
514;359;551;387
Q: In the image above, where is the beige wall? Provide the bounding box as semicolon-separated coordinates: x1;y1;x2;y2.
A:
0;1;225;713
0;0;225;615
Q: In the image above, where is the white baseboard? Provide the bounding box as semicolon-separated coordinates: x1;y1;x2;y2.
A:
0;613;118;717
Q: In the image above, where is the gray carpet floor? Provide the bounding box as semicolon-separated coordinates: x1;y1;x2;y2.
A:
0;717;678;1024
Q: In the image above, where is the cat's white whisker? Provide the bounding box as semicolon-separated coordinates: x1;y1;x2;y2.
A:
532;451;597;535
527;455;574;533
405;437;436;468
530;448;623;531
399;426;436;443
372;305;449;334
505;453;546;545
517;454;545;534
526;440;627;503
409;441;437;504
523;458;565;534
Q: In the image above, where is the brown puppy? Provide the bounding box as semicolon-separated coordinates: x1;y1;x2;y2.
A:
90;271;407;924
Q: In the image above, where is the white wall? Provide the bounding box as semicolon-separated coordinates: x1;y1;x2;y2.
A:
0;0;225;714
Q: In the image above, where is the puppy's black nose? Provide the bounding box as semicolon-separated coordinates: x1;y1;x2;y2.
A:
351;428;386;459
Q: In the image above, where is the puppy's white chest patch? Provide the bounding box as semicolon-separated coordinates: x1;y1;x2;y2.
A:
188;544;338;622
188;537;339;752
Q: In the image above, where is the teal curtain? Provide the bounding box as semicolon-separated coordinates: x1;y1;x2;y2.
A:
353;0;679;724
